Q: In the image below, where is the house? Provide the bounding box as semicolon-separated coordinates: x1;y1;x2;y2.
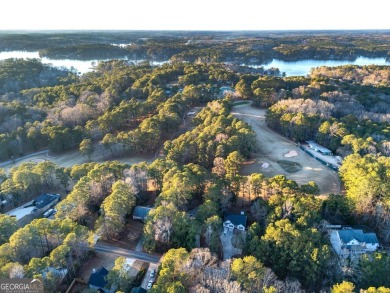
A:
33;194;61;212
223;212;247;231
219;86;235;97
42;267;68;281
132;206;153;222
88;267;113;293
187;208;198;220
6;193;60;225
306;140;333;156
330;228;379;257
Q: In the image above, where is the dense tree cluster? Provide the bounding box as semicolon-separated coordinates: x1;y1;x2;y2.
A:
1;31;390;63
164;99;256;168
0;161;68;206
263;68;390;156
149;247;306;293
0;58;76;94
0;218;93;292
0;33;389;292
0;60;240;161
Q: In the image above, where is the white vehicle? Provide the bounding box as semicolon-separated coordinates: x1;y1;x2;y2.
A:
43;208;57;218
146;280;153;289
150;269;155;278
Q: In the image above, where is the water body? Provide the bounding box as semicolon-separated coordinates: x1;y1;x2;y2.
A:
250;56;390;76
0;51;167;74
1;51;388;76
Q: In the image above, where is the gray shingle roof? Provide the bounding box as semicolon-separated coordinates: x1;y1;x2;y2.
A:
133;206;152;220
88;267;108;288
306;140;332;154
33;194;60;209
338;229;379;244
223;213;247;227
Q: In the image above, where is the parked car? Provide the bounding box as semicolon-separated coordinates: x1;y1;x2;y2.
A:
150;269;155;278
147;280;153;289
43;208;57;218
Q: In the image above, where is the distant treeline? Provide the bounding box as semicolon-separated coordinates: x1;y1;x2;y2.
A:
1;31;390;62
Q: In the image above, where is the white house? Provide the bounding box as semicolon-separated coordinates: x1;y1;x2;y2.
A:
223;212;247;231
306;140;333;156
330;229;379;257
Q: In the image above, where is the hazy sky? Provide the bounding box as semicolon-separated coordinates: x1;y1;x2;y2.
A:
1;0;389;30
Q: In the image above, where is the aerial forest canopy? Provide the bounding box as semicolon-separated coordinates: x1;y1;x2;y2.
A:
0;32;389;292
1;31;389;62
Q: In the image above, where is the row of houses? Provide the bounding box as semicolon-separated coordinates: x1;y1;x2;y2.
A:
133;205;248;233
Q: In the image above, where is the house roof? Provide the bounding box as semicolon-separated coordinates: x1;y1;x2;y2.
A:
33;194;60;209
133;206;152;219
88;267;109;288
306;140;332;154
338;229;379;244
223;213;247;227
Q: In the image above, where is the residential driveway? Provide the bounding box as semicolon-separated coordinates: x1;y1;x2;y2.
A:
220;230;242;260
141;263;159;290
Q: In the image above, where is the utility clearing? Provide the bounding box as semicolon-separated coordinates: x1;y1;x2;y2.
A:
232;102;341;195
1;145;155;173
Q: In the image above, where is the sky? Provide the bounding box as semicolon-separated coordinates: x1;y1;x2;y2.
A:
1;0;389;31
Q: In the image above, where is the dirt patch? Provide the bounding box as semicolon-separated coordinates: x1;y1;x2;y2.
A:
232;102;341;195
79;252;116;282
277;160;303;173
99;219;144;251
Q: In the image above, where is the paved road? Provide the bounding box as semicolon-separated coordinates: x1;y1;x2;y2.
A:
0;149;49;167
94;243;161;263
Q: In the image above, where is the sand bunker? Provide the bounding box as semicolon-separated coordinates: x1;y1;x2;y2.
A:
261;162;270;168
284;150;298;158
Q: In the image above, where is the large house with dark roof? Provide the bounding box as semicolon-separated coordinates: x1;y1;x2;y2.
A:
33;194;61;212
330;228;379;257
88;267;113;293
223;212;247;231
6;193;60;225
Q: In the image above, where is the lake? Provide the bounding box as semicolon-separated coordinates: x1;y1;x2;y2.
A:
1;51;388;76
248;56;390;76
0;51;166;74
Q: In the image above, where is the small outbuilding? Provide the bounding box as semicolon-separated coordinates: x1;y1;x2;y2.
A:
132;206;153;222
306;140;333;156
